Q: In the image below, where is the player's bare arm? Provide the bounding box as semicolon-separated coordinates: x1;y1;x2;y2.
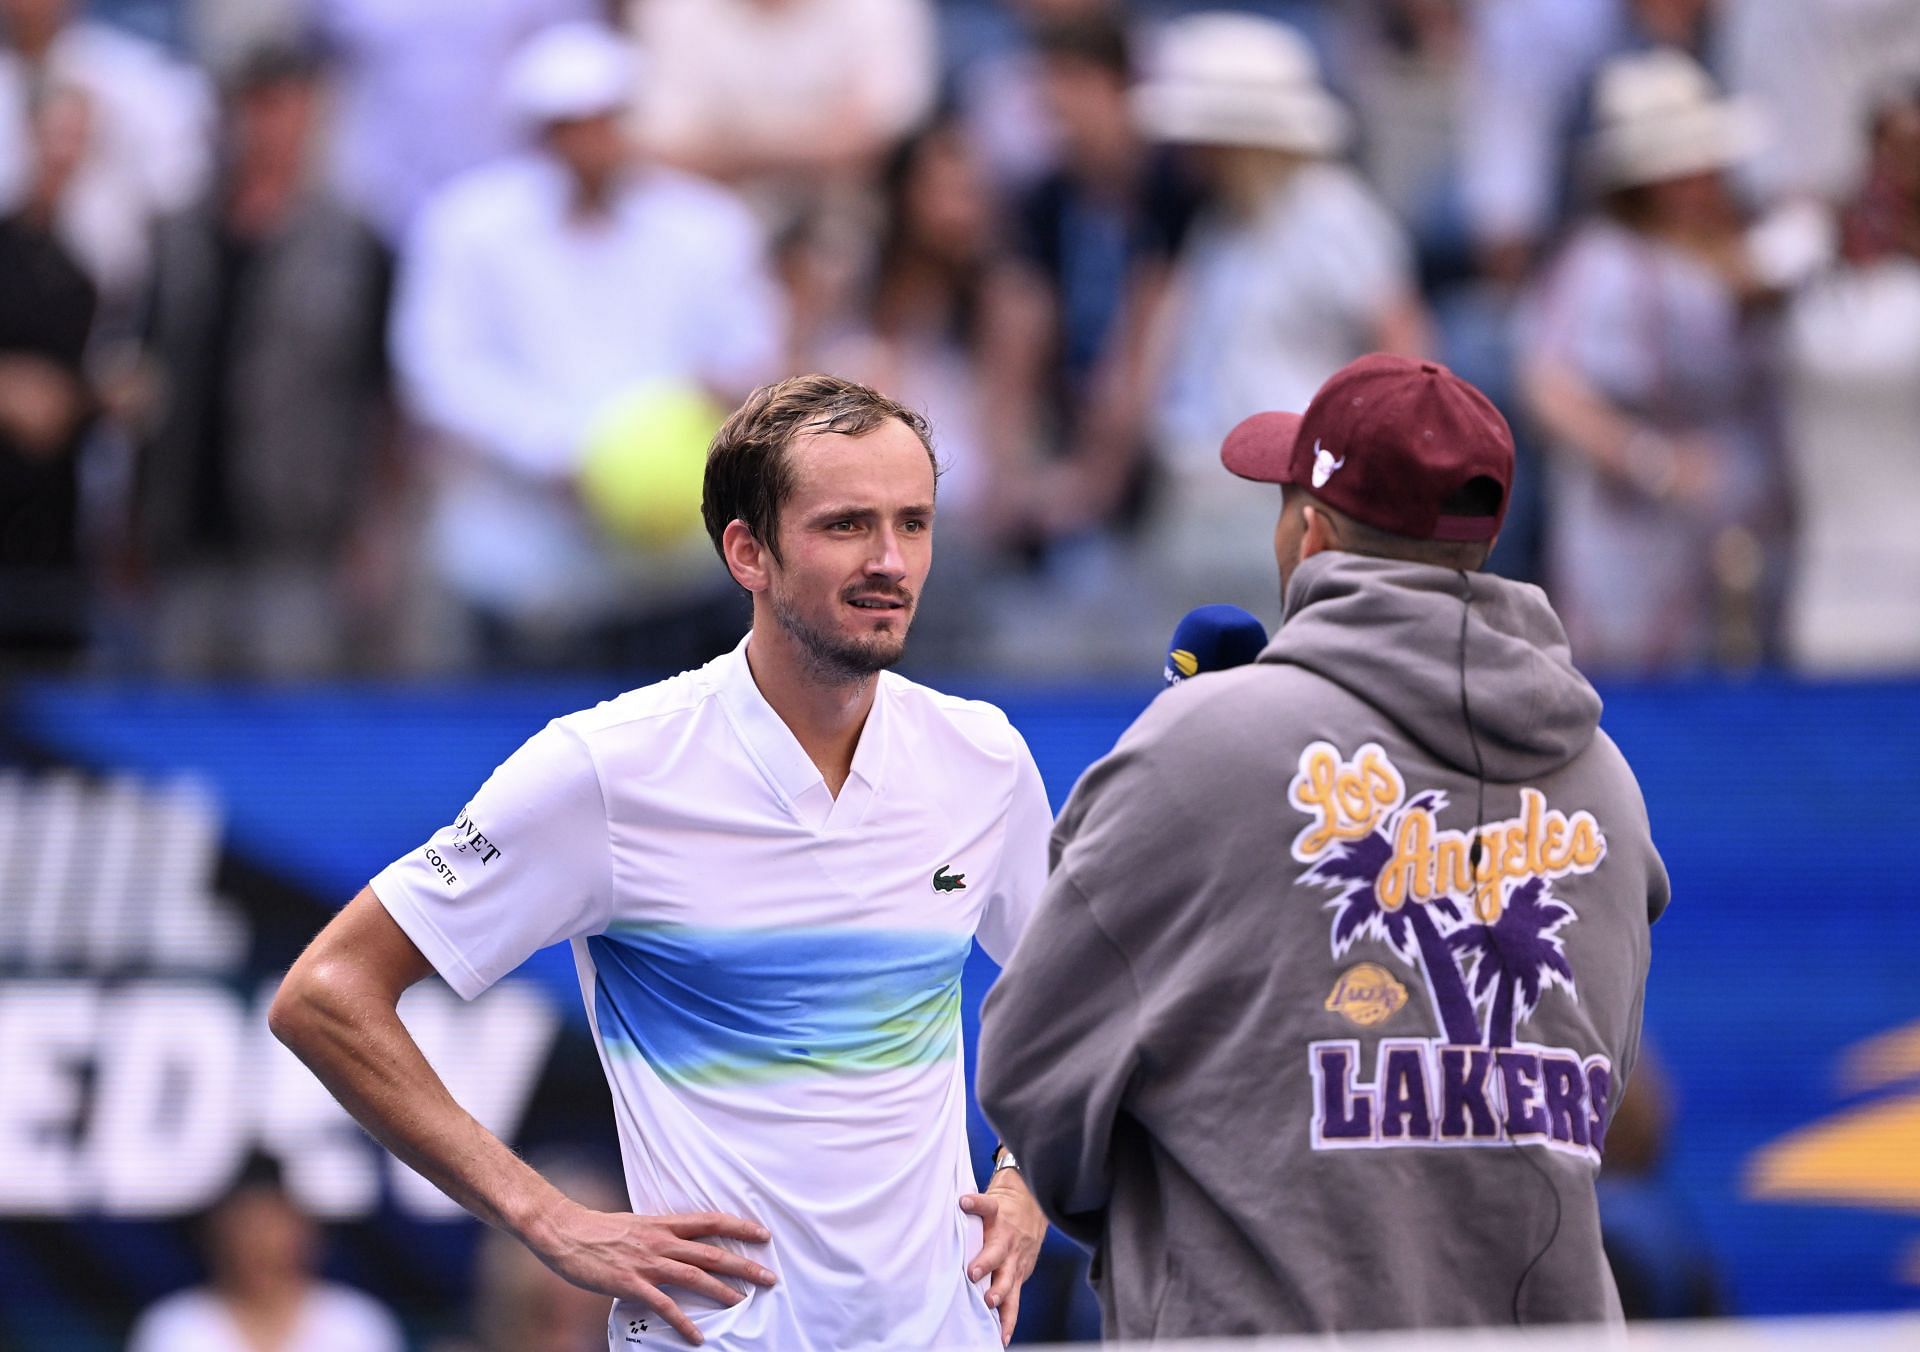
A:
268;888;776;1345
960;1161;1048;1347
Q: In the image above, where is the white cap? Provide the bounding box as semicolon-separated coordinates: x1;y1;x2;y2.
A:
1586;48;1763;191
504;22;636;126
1133;12;1349;156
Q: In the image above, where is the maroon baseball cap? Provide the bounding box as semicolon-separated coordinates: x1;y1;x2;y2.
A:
1219;354;1514;542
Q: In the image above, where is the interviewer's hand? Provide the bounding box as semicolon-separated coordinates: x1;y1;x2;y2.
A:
527;1199;776;1345
961;1170;1048;1346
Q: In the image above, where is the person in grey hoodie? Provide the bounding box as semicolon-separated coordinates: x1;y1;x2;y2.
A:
976;353;1669;1336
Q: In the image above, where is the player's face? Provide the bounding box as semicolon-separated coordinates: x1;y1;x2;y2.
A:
765;419;936;680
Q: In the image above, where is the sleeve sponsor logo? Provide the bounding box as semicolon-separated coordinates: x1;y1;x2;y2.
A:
448;809;502;865
420;808;503;888
1289;742;1611;1159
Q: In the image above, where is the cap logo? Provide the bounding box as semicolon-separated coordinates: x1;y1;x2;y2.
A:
1310;440;1346;489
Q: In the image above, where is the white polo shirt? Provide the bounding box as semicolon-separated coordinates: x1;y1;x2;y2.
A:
371;639;1050;1351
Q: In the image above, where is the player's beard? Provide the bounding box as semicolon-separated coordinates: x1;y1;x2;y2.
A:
771;581;913;684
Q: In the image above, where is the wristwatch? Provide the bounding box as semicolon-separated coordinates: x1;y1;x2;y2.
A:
991;1143;1020;1175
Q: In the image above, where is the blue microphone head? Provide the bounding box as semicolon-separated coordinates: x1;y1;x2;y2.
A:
1164;604;1270;686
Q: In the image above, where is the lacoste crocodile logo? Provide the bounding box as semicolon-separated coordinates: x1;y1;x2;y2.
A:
932;866;967;893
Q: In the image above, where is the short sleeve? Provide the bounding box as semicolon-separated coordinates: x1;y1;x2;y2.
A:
974;731;1052;966
371;719;612;999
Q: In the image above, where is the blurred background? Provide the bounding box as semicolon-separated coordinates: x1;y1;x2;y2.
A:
2;0;1918;1346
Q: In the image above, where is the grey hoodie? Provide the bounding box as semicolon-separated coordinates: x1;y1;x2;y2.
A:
978;552;1669;1337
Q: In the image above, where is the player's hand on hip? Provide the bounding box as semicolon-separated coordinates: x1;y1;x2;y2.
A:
528;1199;776;1345
961;1172;1047;1346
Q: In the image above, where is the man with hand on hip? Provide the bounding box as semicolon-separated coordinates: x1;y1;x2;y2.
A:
272;375;1051;1349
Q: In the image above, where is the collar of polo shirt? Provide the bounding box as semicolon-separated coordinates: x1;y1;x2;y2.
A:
715;637;891;831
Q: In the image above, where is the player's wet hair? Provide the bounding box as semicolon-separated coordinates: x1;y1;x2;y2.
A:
703;374;938;565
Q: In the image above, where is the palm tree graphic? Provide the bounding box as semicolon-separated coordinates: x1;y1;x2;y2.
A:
1448;876;1576;1047
1304;791;1481;1045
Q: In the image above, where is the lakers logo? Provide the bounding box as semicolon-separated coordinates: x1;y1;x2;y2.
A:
1325;962;1408;1027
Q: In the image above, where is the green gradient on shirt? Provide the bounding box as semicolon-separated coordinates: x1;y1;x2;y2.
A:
588;922;969;1086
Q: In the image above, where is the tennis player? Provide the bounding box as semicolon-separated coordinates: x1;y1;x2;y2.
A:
270;375;1051;1349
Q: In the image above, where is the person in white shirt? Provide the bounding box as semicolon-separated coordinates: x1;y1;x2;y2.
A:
269;374;1051;1351
389;21;785;665
127;1152;404;1352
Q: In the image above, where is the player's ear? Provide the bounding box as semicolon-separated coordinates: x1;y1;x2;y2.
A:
722;518;773;594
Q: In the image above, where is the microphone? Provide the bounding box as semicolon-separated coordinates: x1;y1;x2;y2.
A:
1164;605;1269;686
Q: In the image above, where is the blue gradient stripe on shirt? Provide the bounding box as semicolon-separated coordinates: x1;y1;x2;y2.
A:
588;923;971;1086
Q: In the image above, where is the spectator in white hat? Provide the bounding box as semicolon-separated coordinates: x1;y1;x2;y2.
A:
1520;47;1790;674
389;21;786;670
1140;10;1431;622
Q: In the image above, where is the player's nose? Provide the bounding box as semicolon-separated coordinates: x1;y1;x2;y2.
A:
866;525;908;580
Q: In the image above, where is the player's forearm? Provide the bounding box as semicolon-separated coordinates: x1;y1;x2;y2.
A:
268;965;564;1243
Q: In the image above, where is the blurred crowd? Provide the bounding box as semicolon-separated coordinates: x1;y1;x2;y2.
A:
123;1149;630;1352
2;0;1918;682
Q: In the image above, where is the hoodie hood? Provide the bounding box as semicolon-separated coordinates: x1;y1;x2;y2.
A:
1270;552;1601;781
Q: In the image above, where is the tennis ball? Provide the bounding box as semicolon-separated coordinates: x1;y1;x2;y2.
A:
576;384;726;551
